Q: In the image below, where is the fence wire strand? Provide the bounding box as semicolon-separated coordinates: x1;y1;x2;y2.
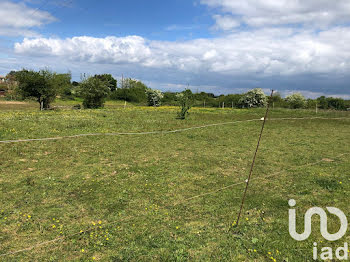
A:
0;116;349;144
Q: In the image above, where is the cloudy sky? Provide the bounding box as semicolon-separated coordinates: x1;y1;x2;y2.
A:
0;0;350;98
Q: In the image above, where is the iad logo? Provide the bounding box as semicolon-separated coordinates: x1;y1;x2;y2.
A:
288;199;348;241
288;199;349;260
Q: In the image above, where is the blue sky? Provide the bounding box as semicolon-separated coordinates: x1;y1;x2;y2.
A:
22;0;212;40
1;0;350;98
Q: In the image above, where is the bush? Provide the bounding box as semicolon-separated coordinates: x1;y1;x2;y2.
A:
111;78;147;103
286;93;306;109
327;97;346;110
238;88;267;108
176;89;193;119
217;94;242;108
306;98;317;109
79;77;110;108
162;92;178;106
145;88;163;107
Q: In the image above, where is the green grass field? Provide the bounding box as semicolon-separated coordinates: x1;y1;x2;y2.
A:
0;101;349;261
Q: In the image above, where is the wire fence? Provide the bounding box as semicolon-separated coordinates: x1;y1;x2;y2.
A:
1;116;349;144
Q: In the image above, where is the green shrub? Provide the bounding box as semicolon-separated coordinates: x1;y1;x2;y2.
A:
79;77;110;109
111;78;147;103
326;97;346;110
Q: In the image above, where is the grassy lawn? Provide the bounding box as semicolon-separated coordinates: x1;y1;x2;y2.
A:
0;103;349;261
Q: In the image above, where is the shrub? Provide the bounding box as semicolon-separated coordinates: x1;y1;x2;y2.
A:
238;88;267;108
145;88;163;107
79;77;110;108
306;98;317;109
111;78;147;103
326;97;346;110
286;93;306;109
176;89;193;119
162;92;178;106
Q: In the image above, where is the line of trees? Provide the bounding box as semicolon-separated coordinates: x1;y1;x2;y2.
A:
2;69;349;111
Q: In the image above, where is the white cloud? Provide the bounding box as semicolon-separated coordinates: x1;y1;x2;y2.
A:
202;0;350;29
212;15;240;31
0;1;55;36
14;27;350;77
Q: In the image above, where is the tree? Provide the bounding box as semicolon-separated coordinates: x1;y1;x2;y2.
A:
72;81;80;87
79;76;110;108
218;94;242;108
317;96;329;109
327;97;346;110
238;88;267;108
286;93;306;109
93;74;117;92
306;98;317;109
112;78;148;103
54;73;72;99
15;69;60;110
162;92;178;106
176;89;194;119
145;88;163;107
270;92;288;108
